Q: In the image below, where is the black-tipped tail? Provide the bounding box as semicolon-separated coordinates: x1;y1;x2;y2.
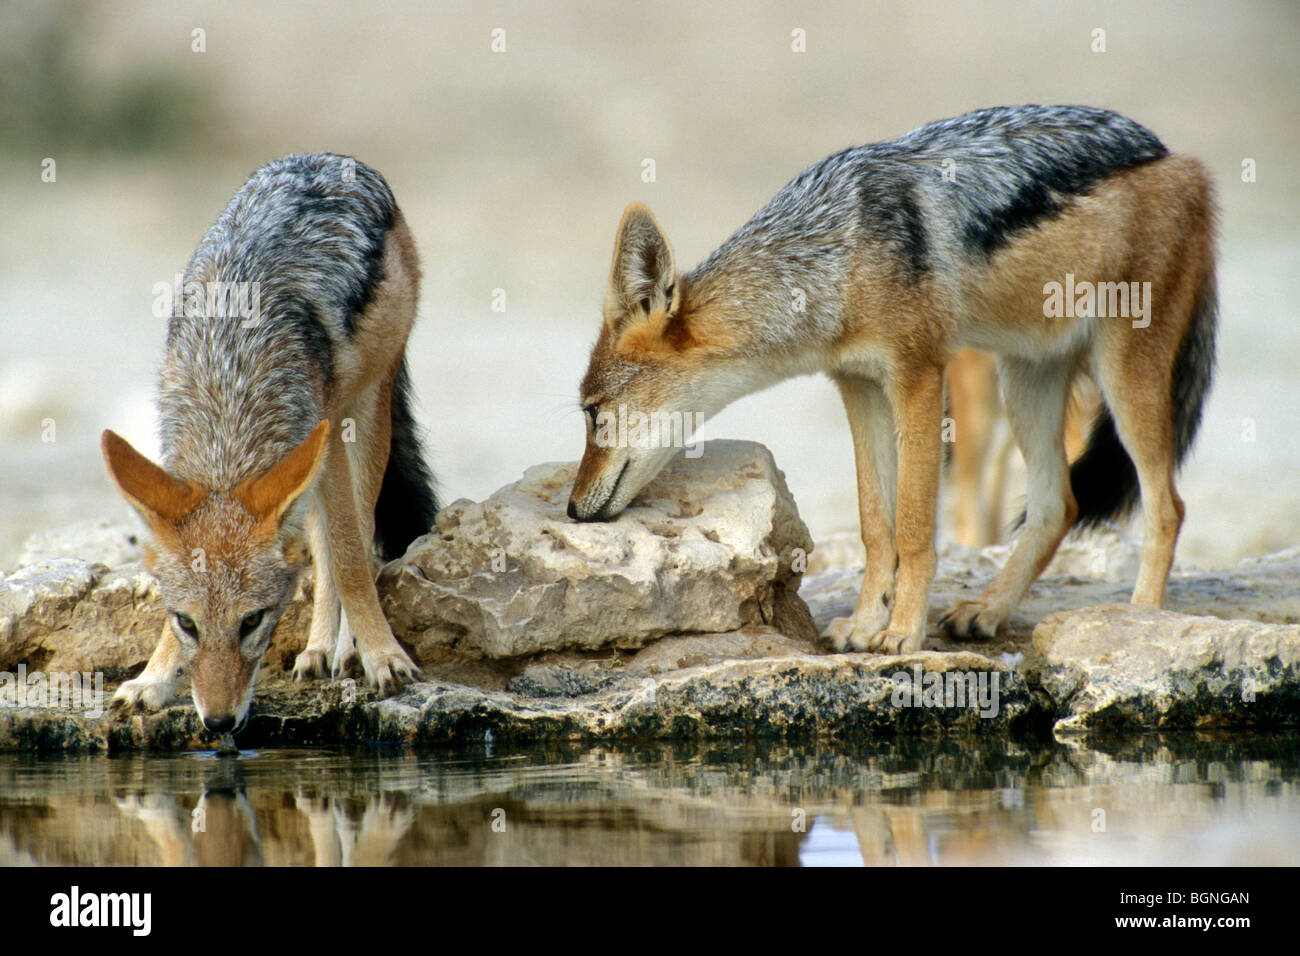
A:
373;359;438;561
1071;270;1218;528
1068;408;1140;528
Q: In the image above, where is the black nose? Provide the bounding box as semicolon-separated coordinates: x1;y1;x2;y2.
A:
203;714;236;735
566;500;578;520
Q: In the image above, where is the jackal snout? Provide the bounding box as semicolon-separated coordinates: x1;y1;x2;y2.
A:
569;202;716;522
190;638;261;733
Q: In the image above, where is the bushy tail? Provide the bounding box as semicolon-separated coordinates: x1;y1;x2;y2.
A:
1071;270;1218;528
373;358;438;561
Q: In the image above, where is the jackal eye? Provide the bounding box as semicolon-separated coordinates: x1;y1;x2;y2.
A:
583;403;599;424
174;613;198;639
239;609;266;638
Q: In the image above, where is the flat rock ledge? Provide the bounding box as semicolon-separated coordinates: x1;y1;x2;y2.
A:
1028;604;1300;735
2;451;1298;750
0;646;1041;752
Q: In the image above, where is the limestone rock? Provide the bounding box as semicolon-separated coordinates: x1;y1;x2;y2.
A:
0;646;1036;752
14;518;143;569
1027;604;1300;735
379;440;817;659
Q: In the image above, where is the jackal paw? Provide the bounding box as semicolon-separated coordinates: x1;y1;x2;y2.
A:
331;647;361;681
822;616;860;652
111;675;177;713
360;647;420;696
865;629;924;655
292;649;330;683
822;605;892;652
939;600;1001;641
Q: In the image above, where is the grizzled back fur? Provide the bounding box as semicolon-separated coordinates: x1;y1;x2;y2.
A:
159;152;435;555
161;153;396;489
687;105;1169;348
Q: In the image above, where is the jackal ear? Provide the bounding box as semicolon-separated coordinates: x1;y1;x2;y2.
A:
102;430;204;536
606;202;679;332
235;420;330;533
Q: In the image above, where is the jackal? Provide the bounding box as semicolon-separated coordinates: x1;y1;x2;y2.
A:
946;347;1102;547
103;153;437;734
569;105;1216;654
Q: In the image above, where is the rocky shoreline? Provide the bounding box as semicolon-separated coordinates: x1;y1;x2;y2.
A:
2;442;1297;752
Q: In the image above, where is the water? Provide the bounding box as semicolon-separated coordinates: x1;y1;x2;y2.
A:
1;735;1296;866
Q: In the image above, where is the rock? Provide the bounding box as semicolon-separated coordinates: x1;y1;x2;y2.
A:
3;446;1299;750
379;440;817;659
799;544;1300;661
1027;604;1300;735
14;519;143;569
0;645;1038;752
506;626;815;698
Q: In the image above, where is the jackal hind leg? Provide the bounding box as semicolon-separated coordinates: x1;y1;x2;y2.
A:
948;350;1001;547
941;357;1075;640
1094;348;1182;607
824;375;899;652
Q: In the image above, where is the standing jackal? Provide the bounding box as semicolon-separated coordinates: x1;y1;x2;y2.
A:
103;154;437;734
569;105;1217;654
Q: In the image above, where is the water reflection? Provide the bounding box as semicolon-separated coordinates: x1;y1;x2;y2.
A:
0;736;1296;866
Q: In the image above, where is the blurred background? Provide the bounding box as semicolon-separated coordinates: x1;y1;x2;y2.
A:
1;0;1296;569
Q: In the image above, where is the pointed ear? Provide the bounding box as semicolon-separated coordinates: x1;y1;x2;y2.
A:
235;420;330;533
606;202;679;334
102;430;204;537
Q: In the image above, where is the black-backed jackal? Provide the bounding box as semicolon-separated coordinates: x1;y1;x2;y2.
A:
103;154;437;735
569;105;1217;655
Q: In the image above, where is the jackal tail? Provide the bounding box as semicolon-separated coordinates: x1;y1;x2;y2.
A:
1071;269;1218;528
374;358;438;561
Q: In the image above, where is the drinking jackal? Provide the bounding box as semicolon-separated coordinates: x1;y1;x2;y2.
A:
103;153;437;734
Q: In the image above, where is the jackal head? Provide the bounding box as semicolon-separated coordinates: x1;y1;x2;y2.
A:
569;203;735;521
101;421;330;734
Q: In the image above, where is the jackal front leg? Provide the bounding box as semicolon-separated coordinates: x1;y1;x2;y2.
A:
824;375;899;652
867;366;943;655
292;503;348;681
113;621;185;710
320;428;419;695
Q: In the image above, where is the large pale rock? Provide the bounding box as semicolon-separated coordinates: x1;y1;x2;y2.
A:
14;519;143;568
379;440;817;659
1027;604;1300;735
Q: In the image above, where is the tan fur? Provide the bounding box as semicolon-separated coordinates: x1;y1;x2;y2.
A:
101;431;204;543
235;420;331;539
947;349;1101;547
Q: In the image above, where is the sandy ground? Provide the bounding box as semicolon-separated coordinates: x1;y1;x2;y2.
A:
1;0;1297;570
